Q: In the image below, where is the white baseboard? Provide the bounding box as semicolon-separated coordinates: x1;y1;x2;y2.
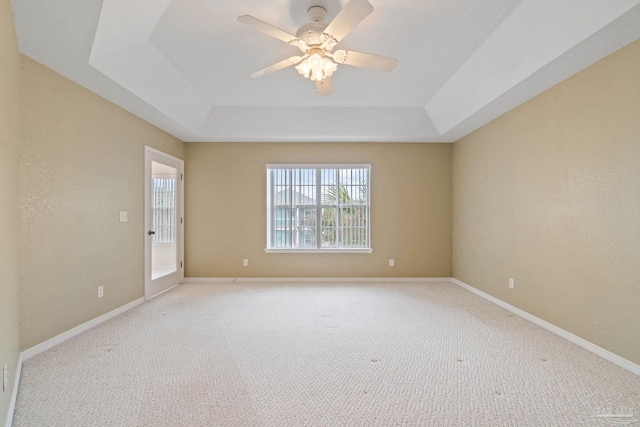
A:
6;355;22;427
20;297;145;362
452;278;640;376
7;297;144;426
184;277;453;283
145;283;180;301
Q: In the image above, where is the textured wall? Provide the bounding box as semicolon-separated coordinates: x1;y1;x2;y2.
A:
453;39;640;364
0;0;21;424
19;57;185;350
185;142;452;278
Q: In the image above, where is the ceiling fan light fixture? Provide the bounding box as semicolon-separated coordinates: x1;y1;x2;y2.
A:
239;0;396;94
295;53;337;81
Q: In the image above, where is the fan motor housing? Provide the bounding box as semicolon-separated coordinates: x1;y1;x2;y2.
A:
296;22;328;46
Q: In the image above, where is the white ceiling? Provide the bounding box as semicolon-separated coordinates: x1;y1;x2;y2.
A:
11;0;640;143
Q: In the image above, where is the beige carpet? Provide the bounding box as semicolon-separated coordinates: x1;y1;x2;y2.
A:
13;282;639;426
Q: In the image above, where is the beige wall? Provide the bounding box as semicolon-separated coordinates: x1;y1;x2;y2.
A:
185;142;452;278
0;0;21;423
4;10;637;425
19;57;185;350
453;39;640;364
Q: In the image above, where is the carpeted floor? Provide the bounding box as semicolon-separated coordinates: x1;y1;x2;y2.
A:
13;282;639;426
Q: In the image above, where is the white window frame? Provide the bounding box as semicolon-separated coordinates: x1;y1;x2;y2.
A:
265;164;373;254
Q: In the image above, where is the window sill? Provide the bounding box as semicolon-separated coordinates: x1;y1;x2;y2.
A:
264;248;373;254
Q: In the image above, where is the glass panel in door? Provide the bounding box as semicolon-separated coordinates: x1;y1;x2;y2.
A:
151;161;177;280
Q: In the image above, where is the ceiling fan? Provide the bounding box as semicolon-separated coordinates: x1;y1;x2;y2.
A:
237;0;397;96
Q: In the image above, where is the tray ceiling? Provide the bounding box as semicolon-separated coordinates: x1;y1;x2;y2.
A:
11;0;640;142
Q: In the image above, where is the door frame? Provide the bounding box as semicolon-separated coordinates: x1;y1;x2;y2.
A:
144;146;184;300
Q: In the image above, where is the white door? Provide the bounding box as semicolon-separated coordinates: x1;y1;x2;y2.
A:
145;146;184;299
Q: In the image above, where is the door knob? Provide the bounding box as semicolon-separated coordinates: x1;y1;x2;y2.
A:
148;230;156;235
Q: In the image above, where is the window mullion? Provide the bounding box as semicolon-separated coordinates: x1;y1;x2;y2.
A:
288;169;293;248
316;168;321;249
335;169;340;249
367;169;370;248
350;168;353;248
295;168;298;248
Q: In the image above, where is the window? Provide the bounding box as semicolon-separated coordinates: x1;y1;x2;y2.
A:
152;177;176;244
266;165;371;252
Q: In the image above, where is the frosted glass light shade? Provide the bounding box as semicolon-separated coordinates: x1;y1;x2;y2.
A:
296;53;338;81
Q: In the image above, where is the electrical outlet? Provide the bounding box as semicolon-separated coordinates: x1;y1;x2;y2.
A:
3;363;7;392
243;259;249;267
389;259;395;267
509;278;514;289
119;211;128;222
98;286;104;298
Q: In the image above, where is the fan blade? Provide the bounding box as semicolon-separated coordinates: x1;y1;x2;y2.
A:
331;50;397;72
249;56;305;78
323;0;374;46
237;15;308;52
316;77;334;96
